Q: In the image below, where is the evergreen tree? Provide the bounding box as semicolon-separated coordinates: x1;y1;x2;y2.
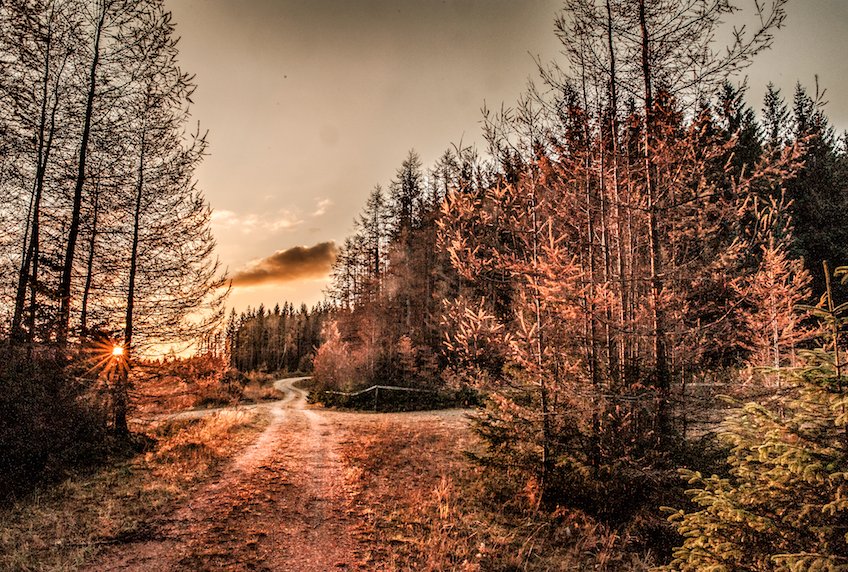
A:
716;81;762;174
389;150;424;238
666;267;848;571
784;82;848;296
762;83;790;151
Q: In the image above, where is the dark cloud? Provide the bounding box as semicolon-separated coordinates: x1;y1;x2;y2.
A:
231;242;337;287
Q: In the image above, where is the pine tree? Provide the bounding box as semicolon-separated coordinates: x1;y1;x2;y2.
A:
742;197;812;383
784;82;848;296
762;83;790;152
666;267;848;571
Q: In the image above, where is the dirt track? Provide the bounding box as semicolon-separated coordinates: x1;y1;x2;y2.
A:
90;377;365;571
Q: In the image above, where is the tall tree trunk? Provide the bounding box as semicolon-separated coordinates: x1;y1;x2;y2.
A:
117;122;146;437
14;196;36;342
607;0;628;387
80;181;101;340
58;4;106;344
638;0;671;441
26;208;40;345
598;102;616;384
579;57;601;470
12;17;57;342
528;178;552;504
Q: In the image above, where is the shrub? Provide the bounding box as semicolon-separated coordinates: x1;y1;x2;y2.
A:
312;384;477;412
0;346;110;501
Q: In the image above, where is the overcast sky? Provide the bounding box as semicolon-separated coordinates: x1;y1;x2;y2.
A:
164;0;848;314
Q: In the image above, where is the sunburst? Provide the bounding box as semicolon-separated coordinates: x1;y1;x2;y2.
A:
78;338;130;381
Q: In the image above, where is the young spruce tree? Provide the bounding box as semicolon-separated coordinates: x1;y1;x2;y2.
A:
666;265;848;571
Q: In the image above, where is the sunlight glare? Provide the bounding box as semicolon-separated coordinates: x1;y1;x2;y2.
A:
112;345;124;357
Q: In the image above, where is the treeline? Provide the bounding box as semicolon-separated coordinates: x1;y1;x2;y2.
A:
224;302;331;373
318;0;848;566
313;149;461;393
0;0;222;496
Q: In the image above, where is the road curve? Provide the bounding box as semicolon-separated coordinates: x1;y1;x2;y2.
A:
272;375;311;408
144;375;312;423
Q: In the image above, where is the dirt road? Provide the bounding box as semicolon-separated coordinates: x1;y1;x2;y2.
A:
91;377;364;571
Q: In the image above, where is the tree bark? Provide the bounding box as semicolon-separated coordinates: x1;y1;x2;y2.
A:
12;15;61;343
607;0;628;388
578;53;601;470
116;119;146;437
638;0;672;442
528;176;552;504
79;181;100;340
58;4;106;344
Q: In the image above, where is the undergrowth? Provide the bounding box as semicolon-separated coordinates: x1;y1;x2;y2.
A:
0;347;110;501
339;413;655;571
0;409;266;571
311;385;479;412
135;362;285;415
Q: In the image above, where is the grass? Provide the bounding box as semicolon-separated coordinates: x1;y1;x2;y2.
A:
240;378;284;403
0;409;267;571
136;369;285;415
338;412;654;571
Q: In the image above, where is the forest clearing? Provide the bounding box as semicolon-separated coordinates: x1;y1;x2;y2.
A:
1;377;478;571
2;0;848;569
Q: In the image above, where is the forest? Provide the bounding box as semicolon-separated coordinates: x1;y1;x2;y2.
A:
2;0;848;569
224;302;330;374
309;0;848;567
0;0;224;495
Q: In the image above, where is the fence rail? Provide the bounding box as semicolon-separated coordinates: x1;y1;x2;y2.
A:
317;384;443;411
320;384;437;396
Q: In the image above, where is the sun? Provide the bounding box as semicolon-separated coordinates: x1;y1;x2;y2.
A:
112;345;124;357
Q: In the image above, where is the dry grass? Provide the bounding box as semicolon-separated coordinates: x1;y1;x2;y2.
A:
0;409;267;572
338;412;654;571
240;380;284;402
134;370;283;416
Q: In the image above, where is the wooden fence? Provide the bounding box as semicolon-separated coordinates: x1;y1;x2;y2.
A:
318;384;438;411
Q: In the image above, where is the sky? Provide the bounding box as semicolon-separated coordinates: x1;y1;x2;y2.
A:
164;0;848;315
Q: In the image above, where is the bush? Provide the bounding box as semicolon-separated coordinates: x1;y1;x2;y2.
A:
311;322;366;393
0;346;110;501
